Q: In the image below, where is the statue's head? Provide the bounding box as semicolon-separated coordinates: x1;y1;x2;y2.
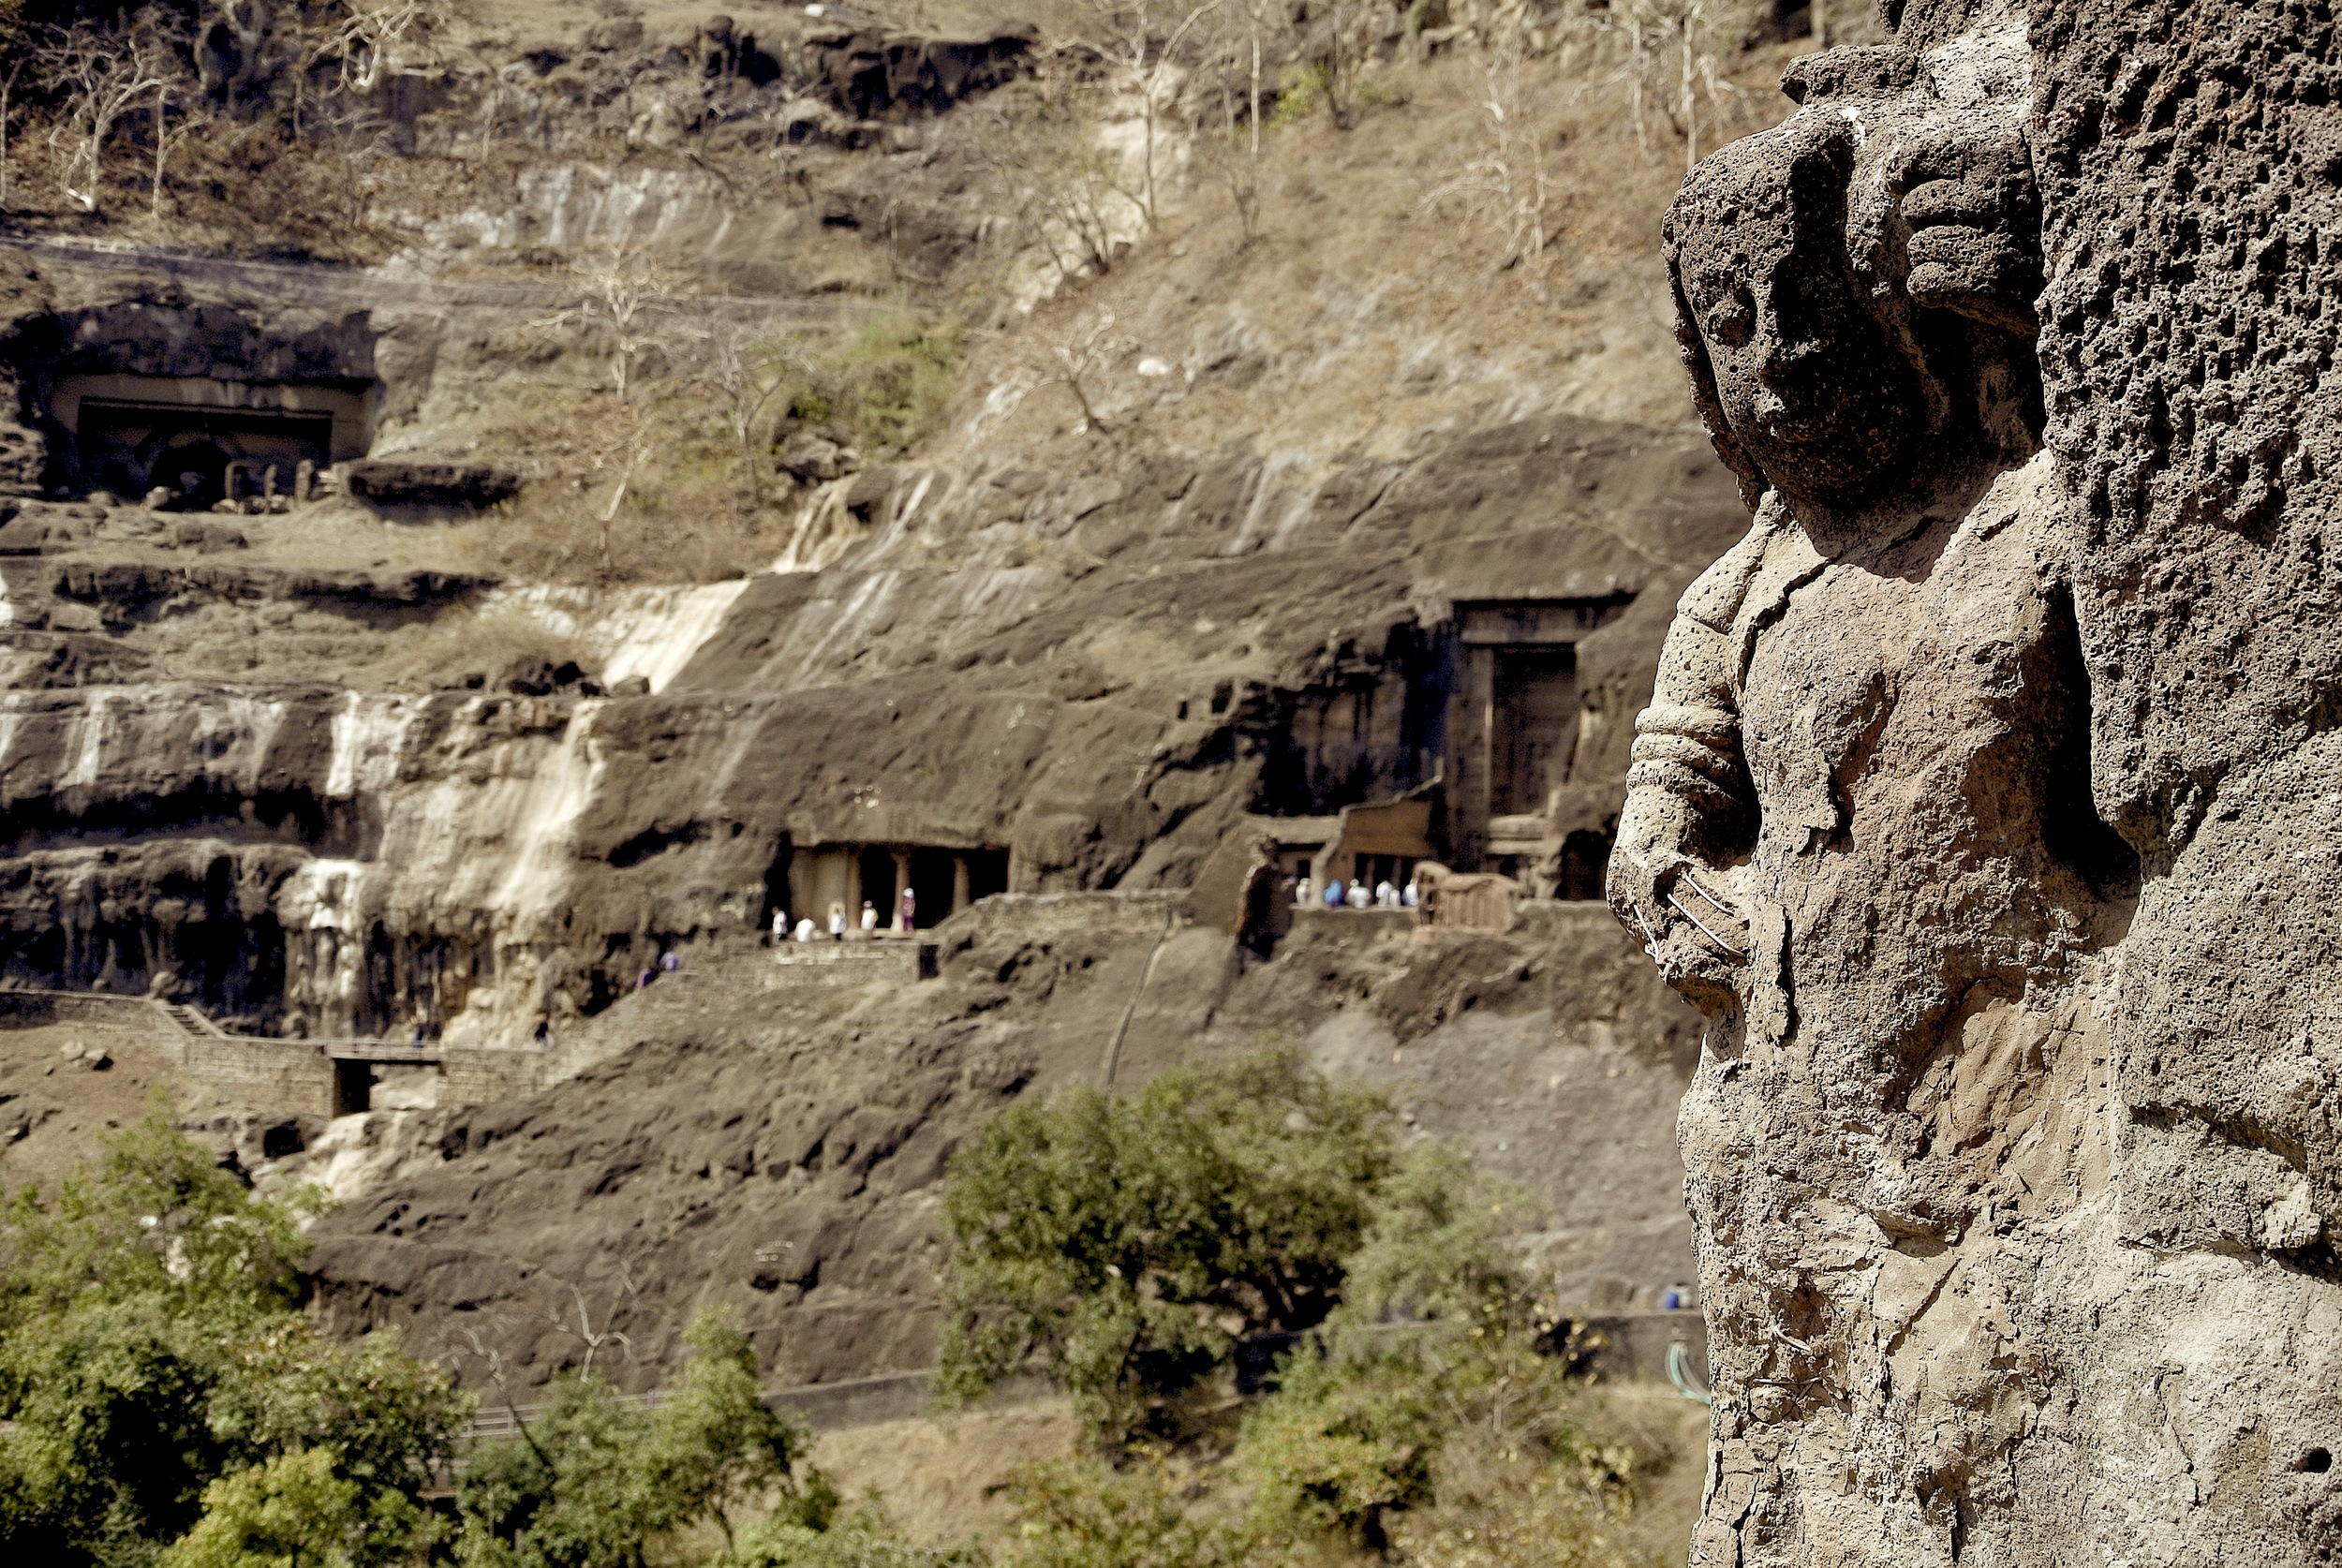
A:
1666;22;2043;519
1668;112;1922;510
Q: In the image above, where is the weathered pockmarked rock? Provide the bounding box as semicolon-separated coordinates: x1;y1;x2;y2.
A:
1611;0;2342;1561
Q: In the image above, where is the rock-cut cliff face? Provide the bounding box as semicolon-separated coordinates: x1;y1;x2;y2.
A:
1612;0;2342;1562
0;240;1745;1047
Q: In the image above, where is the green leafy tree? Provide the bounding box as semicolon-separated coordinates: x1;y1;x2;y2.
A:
1237;1144;1634;1554
159;1447;383;1568
937;1048;1397;1443
717;1507;958;1568
0;1109;467;1567
452;1375;659;1568
0;1102;311;1339
452;1309;817;1568
646;1310;810;1551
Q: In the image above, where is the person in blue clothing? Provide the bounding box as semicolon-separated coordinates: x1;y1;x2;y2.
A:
1323;878;1345;908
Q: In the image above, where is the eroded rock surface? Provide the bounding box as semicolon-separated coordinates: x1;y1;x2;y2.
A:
1612;1;2342;1561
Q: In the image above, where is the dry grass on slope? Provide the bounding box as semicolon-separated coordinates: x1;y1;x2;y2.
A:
930;17;1822;481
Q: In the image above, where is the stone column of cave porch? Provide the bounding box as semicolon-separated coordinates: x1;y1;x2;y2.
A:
951;854;971;915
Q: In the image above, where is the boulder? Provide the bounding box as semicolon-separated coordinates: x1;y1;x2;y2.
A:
341;460;523;510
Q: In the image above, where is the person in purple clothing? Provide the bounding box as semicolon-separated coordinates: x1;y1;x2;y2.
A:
898;886;916;934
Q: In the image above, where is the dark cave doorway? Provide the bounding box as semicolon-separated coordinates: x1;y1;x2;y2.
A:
146;437;231;510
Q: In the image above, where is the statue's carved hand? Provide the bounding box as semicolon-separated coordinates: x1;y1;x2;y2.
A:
1608;849;1748;1015
1901;136;2042;337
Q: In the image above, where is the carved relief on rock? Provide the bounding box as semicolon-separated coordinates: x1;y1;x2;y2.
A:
1600;7;2177;1563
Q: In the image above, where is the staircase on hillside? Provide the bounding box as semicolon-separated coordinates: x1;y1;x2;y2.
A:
163;1001;229;1038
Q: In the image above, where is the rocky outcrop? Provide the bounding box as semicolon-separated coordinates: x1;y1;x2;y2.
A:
800;27;1035;121
301;894;1701;1393
340;459;521;510
1610;0;2342;1561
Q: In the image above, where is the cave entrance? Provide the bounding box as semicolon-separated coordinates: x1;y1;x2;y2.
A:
1448;598;1630;875
1557;829;1610;902
856;846;898;925
52;374;374;503
785;844;1015;932
1490;646;1579;816
332;1058;373;1117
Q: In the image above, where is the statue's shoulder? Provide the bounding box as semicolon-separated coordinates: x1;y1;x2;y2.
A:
1676;492;1801;631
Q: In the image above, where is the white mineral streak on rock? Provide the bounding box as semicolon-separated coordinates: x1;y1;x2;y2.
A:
488;583;752;693
1221;451;1312;557
381;700;605;1046
240;693;615;1043
60;689;115;788
595;582;750;693
772;479;864;573
769;570;898;682
191;691;288;793
279;857;373;1031
296;1109;454;1206
0;703;24;775
483;703;606;922
326;693;427;798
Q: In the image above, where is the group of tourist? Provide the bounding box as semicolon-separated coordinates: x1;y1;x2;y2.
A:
1295;875;1416;910
768;886;920;944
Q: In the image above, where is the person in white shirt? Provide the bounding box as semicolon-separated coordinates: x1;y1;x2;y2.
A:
1375;880;1396;908
794;917;815;942
772;908;786;943
828;902;846;940
1347;880;1371;910
860;901;878;933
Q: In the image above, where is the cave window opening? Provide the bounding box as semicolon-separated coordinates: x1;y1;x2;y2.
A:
964;849;1011;903
761;837;794;933
332;1058;373;1117
1491;646;1579;817
909;849;958;929
856;846;897;923
1557;829;1612;902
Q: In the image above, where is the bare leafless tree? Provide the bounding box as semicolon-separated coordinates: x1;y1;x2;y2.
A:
583;397;660;578
317;0;438;94
529;246;688;404
1026;309;1138;436
146;76;208;230
1078;0;1227;231
963;92;1134;287
0;59;22;215
39;14;174;214
696;320;811;510
1202;0;1275;244
1423;22;1555;290
1569;0;1745;171
540;1264;638;1372
304;96;400;233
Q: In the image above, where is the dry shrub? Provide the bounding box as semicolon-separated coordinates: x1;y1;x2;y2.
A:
1384;1387;1682;1568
